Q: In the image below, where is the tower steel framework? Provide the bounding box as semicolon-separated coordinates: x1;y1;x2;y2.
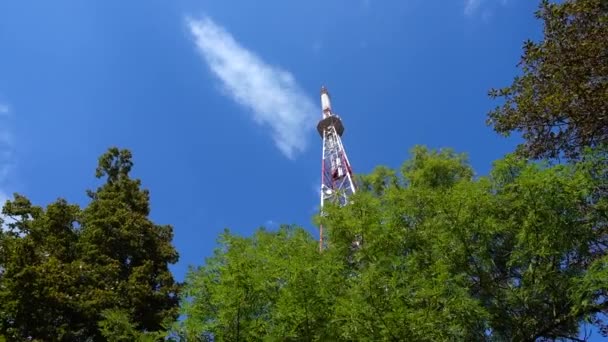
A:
317;86;356;251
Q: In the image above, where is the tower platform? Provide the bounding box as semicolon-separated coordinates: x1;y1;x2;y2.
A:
317;115;344;137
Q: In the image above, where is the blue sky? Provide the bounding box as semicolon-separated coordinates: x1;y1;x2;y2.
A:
0;0;540;270
0;0;541;275
3;1;604;339
0;0;567;308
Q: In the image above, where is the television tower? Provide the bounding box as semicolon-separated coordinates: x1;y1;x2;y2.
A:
317;86;356;251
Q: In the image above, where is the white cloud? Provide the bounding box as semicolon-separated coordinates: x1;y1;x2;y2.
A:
465;0;508;16
0;103;13;230
464;0;482;15
0;190;8;217
0;105;12;177
0;193;7;230
312;41;323;54
313;181;321;198
0;104;9;116
264;219;278;229
187;16;318;159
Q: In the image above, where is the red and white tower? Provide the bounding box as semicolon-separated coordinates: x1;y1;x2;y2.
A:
317;86;356;251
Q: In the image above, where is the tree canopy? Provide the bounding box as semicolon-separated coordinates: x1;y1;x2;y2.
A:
2;1;607;340
177;145;608;341
488;0;608;160
0;147;180;341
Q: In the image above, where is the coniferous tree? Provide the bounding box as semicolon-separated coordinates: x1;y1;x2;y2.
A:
0;147;180;341
79;147;180;334
0;196;84;340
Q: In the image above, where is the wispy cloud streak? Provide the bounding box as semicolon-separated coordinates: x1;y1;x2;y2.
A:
187;16;317;159
464;0;482;16
0;103;12;179
465;0;508;16
0;104;9;116
0;102;14;229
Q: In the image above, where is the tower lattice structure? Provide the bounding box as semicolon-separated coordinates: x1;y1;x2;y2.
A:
317;86;356;251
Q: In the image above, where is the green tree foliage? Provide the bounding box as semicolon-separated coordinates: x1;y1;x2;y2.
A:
80;148;180;332
0;147;180;341
488;0;608;160
178;146;607;341
177;226;336;341
98;309;167;342
0;196;84;340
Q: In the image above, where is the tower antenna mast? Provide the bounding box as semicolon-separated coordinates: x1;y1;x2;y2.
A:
317;86;357;251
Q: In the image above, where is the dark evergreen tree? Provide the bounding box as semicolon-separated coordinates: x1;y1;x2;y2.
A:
0;195;84;340
0;147;180;341
79;147;180;334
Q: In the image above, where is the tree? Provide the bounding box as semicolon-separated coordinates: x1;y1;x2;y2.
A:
179;145;607;341
98;309;167;342
79;147;180;335
177;225;336;341
487;0;608;160
331;146;608;340
0;195;85;340
0;147;180;341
